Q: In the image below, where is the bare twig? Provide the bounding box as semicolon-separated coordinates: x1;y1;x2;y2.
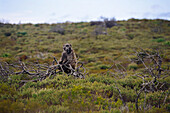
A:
163;91;169;105
112;84;126;107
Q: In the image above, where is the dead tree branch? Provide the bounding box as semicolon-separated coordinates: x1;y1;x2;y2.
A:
129;49;169;112
0;57;87;84
107;61;127;78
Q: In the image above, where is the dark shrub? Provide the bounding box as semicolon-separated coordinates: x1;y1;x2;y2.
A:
100;65;109;69
104;17;117;28
49;25;65;35
4;32;11;36
126;33;135;39
90;21;103;26
19;55;28;61
34;24;39;27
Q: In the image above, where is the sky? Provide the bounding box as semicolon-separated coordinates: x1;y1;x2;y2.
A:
0;0;170;23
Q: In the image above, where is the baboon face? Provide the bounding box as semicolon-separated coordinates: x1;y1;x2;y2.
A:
63;43;72;54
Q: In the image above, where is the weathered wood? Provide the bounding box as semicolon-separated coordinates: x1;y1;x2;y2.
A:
0;57;87;83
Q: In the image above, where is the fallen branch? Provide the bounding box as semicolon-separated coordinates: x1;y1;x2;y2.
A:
0;57;87;83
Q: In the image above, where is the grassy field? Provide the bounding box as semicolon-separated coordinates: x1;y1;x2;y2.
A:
0;19;170;113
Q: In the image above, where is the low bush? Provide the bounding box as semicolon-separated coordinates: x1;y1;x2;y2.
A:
128;62;138;70
1;53;10;57
99;65;109;70
164;41;170;46
17;32;27;37
153;38;165;43
46;105;70;113
49;25;65;35
4;32;11;36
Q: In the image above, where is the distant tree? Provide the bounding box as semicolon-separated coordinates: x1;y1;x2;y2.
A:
90;21;103;26
101;17;117;28
91;17;117;36
0;18;9;24
0;19;10;27
49;24;65;35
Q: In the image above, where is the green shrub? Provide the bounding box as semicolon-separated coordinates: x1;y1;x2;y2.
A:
10;101;25;113
34;24;39;27
164;41;170;46
0;100;12;113
128;63;138;70
117;75;143;89
25;100;48;113
148;107;169;113
55;106;70;113
0;19;170;113
153;38;165;43
88;75;114;85
99;65;109;69
146;91;168;107
46;105;70;113
17;32;27;37
79;48;88;54
20;88;34;99
1;53;10;57
121;87;136;102
62;85;97;112
0;83;16;96
0;100;25;113
126;33;135;39
87;57;96;62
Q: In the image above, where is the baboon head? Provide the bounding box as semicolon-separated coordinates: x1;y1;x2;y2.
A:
63;43;72;54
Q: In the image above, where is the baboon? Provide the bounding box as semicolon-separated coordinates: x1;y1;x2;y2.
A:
59;43;77;74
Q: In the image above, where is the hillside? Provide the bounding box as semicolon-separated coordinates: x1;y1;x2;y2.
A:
0;19;170;113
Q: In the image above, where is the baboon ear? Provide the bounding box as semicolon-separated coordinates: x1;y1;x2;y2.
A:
63;44;66;48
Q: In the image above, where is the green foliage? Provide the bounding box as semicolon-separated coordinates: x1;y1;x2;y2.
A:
117;76;143;89
99;65;109;69
0;100;13;113
34;24;39;27
46;105;70;113
17;32;27;37
128;62;138;70
25;99;48;113
0;100;25;113
62;85;97;112
1;53;10;57
164;41;170;46
0;83;16;96
146;91;169;107
0;19;169;112
126;33;135;39
147;107;169;113
153;38;165;43
11;102;25;113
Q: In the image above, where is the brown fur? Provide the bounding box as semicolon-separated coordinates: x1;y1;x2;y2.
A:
59;43;77;73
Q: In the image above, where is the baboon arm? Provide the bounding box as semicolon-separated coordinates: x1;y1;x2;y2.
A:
73;52;77;68
73;52;77;61
59;52;67;64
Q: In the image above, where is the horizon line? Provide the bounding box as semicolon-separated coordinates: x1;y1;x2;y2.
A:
0;17;169;24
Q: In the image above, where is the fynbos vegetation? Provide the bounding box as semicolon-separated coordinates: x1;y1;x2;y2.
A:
0;19;170;113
